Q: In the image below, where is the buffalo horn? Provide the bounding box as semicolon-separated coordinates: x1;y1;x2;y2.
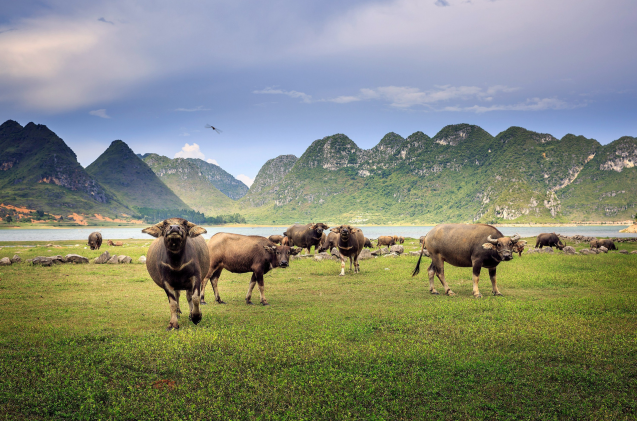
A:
511;234;520;243
487;235;498;244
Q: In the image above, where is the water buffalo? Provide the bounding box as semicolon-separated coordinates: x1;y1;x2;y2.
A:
318;231;339;253
377;235;395;249
419;236;426;246
284;223;329;254
201;233;301;305
281;235;290;246
412;224;520;298
268;235;284;245
398;236;405;244
107;240;124;246
535;233;565;250
330;225;365;275
143;218;209;330
363;237;374;249
88;232;102;250
592;239;617;250
589;239;599;248
512;240;527;257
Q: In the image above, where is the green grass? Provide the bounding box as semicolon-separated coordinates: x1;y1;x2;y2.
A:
0;238;636;420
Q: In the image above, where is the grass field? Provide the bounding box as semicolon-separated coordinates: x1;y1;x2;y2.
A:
0;238;636;420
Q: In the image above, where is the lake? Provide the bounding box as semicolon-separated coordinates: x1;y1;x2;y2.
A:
0;225;633;242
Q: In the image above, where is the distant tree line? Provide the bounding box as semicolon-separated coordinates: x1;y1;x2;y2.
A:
135;208;246;225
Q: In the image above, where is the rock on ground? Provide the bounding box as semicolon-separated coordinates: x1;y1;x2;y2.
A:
358;249;373;260
562;246;576;255
542;247;554;253
619;250;629;254
383;253;399;258
372;247;389;256
10;255;22;263
390;245;404;255
331;248;341;258
31;256;53;266
598;246;608;253
94;251;111;264
65;254;89;264
107;255;120;264
138;256;147;264
117;255;132;264
0;257;11;266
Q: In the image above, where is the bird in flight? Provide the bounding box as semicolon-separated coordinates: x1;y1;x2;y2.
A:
205;124;222;134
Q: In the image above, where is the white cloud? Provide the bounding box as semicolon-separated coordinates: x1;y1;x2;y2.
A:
89;109;110;118
175;105;210;112
207;158;218;165
434;0;450;7
175;143;205;159
457;97;578;113
236;174;254;187
253;87;313;103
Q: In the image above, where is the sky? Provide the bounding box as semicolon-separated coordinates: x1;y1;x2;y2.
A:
1;0;636;187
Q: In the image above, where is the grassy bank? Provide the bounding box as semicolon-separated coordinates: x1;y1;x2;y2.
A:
0;238;636;420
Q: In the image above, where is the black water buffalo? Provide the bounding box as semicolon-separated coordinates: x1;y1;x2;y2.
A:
363;237;374;249
535;233;565;250
592;239;617;250
143;218;209;330
330;225;365;275
317;231;339;253
88;232;102;250
201;233;301;305
412;224;520;298
284;223;329;254
268;235;284;245
377;236;395;249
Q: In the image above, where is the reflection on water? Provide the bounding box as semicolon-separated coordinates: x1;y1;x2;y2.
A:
0;225;633;242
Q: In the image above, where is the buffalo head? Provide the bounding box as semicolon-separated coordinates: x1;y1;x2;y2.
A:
142;218;207;253
309;223;329;236
330;225;360;243
263;245;301;268
482;234;520;261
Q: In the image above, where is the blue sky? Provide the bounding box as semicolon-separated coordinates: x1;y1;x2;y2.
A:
1;0;636;186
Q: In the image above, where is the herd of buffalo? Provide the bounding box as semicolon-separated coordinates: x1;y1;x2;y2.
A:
108;217;624;330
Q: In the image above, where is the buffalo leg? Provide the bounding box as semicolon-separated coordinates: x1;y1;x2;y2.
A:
256;272;268;305
210;267;225;304
339;256;346;276
471;264;483;298
489;267;503;296
164;285;181;330
349;256;354;272
246;273;257;305
200;276;209;304
430;257;455;296
354;255;360;273
186;276;202;324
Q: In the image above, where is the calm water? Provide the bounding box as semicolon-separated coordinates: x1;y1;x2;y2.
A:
0;225;633;242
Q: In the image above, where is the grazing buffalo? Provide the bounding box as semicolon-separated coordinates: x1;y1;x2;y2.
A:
268;235;284;245
143;218;209;330
512;240;527;257
88;232;102;250
592;239;617;250
398;236;405;244
330;225;365;275
281;235;290;246
535;233;565;250
201;233;301;305
284;223;329;254
107;240;124;246
377;235;396;249
363;237;374;249
412;224;520;298
318;231;339;253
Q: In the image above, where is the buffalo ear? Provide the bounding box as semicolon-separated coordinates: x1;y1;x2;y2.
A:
518;240;527;247
263;245;276;253
142;223;163;238
187;223;207;237
290;247;302;255
482;243;496;250
309;223;317;230
351;228;360;233
330;227;340;233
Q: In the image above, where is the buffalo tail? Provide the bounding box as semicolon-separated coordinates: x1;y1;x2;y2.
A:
412;238;427;277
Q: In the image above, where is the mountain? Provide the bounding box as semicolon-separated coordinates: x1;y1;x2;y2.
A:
86;140;190;211
242;154;298;207
559;136;637;221
141;153;237;214
238;125;630;225
0;120;123;214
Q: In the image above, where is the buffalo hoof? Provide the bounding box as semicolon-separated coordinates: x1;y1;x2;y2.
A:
446;291;456;296
246;300;254;305
430;290;440;295
200;299;208;305
261;301;269;306
166;325;179;331
474;294;483;299
216;300;226;304
492;292;504;296
190;313;202;325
